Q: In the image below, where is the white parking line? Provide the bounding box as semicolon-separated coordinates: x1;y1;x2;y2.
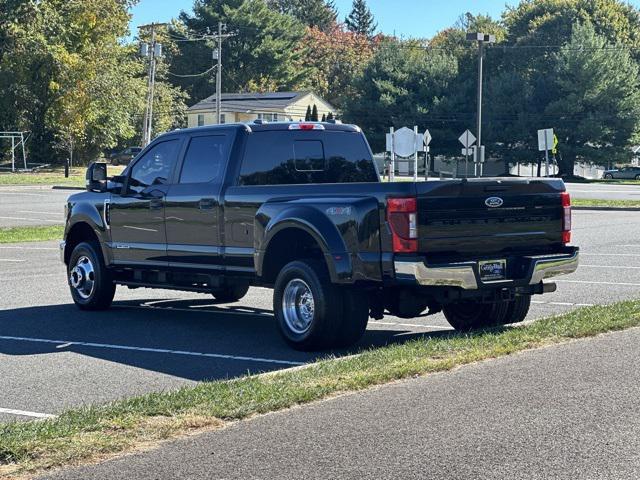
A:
17;210;61;216
580;264;640;269
581;253;640;257
0;246;58;251
0;335;304;366
556;280;640;287
532;300;595;307
0;215;60;223
372;321;453;330
0;259;26;262
0;407;56;419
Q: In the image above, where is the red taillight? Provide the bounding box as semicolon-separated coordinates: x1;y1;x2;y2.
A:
387;197;417;253
561;192;571;244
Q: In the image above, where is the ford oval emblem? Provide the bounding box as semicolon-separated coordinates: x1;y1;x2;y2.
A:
485;196;504;208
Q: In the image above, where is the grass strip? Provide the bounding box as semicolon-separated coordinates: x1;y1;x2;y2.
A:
1;300;640;477
572;198;640;208
0;226;64;244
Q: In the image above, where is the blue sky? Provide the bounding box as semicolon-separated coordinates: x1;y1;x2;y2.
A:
130;0;514;39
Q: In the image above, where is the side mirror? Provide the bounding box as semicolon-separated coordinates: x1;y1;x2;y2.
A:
86;162;107;192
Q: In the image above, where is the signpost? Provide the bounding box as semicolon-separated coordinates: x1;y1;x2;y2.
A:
538;128;554;177
385;127;431;181
459;129;476;178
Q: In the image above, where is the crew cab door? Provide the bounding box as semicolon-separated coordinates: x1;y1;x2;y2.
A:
108;139;181;266
165;132;232;269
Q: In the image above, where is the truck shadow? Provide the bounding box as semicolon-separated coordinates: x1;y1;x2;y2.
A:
0;298;462;383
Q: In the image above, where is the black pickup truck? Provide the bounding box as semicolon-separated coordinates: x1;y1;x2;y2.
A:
61;122;579;350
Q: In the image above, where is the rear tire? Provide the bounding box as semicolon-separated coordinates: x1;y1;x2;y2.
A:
635;174;640;180
502;295;531;325
68;242;115;310
273;260;342;351
211;284;249;303
443;300;510;331
604;173;613;179
334;289;369;348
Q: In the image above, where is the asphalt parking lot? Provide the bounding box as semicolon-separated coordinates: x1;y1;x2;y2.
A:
0;186;70;227
0;209;639;423
565;181;640;201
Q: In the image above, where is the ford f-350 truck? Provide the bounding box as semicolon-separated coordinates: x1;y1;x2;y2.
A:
60;122;579;350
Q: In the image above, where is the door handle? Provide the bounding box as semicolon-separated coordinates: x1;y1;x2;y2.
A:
198;198;215;210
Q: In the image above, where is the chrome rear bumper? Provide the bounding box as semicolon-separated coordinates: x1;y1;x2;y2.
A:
395;250;579;290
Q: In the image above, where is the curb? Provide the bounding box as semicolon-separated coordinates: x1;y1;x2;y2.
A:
573;206;640;212
52;185;84;191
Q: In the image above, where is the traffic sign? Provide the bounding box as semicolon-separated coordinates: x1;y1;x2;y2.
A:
423;130;432;146
552;134;559;155
538;128;554;152
461;148;473;156
473;145;485;163
459;129;476;148
393;127;418;157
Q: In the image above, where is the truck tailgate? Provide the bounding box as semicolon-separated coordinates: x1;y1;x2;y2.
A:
415;178;566;257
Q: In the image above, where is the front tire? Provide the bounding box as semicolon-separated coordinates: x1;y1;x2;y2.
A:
635;174;640;180
604;173;613;179
273;260;342;351
67;242;115;310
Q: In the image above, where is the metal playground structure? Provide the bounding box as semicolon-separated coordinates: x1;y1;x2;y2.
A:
0;131;30;172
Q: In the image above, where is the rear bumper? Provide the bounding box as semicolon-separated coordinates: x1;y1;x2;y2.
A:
394;247;579;290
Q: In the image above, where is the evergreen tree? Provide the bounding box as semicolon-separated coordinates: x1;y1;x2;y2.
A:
327;111;334;120
311;104;319;121
345;0;376;37
305;105;312;121
321;113;326;121
267;0;337;31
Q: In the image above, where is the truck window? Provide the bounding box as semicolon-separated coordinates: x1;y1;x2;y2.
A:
324;133;378;183
294;140;325;171
129;139;180;192
239;131;376;185
180;134;229;184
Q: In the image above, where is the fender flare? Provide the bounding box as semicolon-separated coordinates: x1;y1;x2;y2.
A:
64;204;111;264
256;205;353;283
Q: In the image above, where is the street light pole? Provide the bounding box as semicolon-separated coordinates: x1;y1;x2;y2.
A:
467;32;495;177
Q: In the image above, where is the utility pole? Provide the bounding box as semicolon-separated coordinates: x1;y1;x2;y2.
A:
213;22;234;124
139;23;168;146
467;32;495;177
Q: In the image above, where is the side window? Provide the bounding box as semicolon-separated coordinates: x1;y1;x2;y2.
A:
128;139;180;193
239;132;324;185
324;132;378;183
197;114;205;127
179;134;230;184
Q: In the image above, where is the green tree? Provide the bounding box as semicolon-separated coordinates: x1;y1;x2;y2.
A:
343;39;458;151
305;105;312;121
311;104;319;121
266;0;337;31
545;22;640;174
345;0;376;37
170;0;308;104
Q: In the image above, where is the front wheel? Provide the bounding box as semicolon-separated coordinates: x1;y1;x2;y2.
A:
273;260;342;351
211;284;249;303
68;242;115;310
604;173;613;179
635;174;640;180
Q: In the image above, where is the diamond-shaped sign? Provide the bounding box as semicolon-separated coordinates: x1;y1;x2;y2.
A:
459;129;476;148
393;127;418;157
423;130;432;146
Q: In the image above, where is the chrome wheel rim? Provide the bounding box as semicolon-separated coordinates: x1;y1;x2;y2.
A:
69;255;95;299
282;279;315;335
